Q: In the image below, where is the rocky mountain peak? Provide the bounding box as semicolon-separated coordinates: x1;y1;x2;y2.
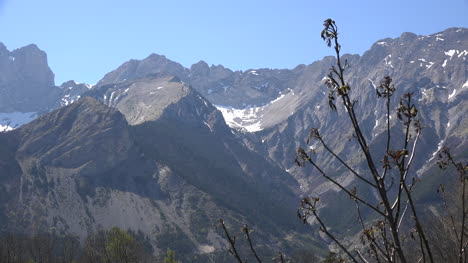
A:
12;43;42;54
0;43;56;112
399;32;418;41
97;53;187;86
17;96;131;172
190;60;210;75
0;42;8;56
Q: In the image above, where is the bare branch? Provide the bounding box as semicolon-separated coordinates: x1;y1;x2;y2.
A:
298;197;360;263
356;249;371;263
310;129;377;188
296;148;385;216
218;219;244;263
242;225;263;263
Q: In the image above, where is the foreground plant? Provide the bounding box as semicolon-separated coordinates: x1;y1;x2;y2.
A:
220;19;466;263
295;18;432;263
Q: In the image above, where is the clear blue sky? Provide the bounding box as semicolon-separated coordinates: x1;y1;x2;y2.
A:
1;0;467;85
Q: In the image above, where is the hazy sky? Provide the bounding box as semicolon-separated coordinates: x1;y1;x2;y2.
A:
0;0;467;85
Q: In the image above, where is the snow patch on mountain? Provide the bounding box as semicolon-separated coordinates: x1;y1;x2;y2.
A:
445;50;457;58
61;94;81;106
215;93;288;132
445;50;468;59
463;80;468;88
0;112;37;131
376;41;388;46
215;106;263;132
448;89;457;100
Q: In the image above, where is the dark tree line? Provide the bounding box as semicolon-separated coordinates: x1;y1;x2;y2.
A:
0;227;180;263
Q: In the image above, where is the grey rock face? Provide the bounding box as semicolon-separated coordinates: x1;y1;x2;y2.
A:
0;43;56;112
98;53;305;108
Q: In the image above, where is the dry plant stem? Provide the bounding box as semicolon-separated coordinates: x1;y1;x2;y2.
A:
354;201;366;230
418;231;426;263
276;253;286;263
380;226;394;262
389;100;434;262
400;127;434;262
370;231;389;263
382;92;391;180
219;219;244;263
331;30;407;263
318;136;377;188
396;200;409;232
392;127;421;212
310;208;359;263
356;249;370;263
306;157;385;216
403;182;434;263
446;151;468;263
439;188;460;242
371;235;390;263
242;225;263;263
394;95;414;221
462;179;467;263
402;130;420;183
355;201;386;263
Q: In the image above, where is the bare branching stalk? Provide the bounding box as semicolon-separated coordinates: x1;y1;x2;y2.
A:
309;129;377;188
219;18;465;263
298;197;360;263
296;19;443;263
307;19;410;262
219;219;244;263
438;184;460;241
242;225;263;263
438;148;468;263
274;253;287;263
356;249;370;263
296;148;385;217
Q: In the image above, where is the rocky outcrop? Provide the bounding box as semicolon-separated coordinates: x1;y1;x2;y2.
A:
0;43;56;112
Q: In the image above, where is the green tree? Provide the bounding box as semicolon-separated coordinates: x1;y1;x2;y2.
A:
81;227;147;263
163;248;179;263
106;227;141;263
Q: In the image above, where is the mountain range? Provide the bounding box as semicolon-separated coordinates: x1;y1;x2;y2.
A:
0;27;466;260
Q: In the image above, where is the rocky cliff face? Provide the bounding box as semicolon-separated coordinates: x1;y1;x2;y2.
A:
0;43;95;131
0;43;56;112
98;54;305;109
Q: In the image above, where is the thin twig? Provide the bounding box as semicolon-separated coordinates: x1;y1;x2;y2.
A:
397;200;410;232
318;136;377;188
305;156;385;216
219;219;244;263
356;249;370;263
242;225;263;263
445;150;468;263
312;209;359;263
